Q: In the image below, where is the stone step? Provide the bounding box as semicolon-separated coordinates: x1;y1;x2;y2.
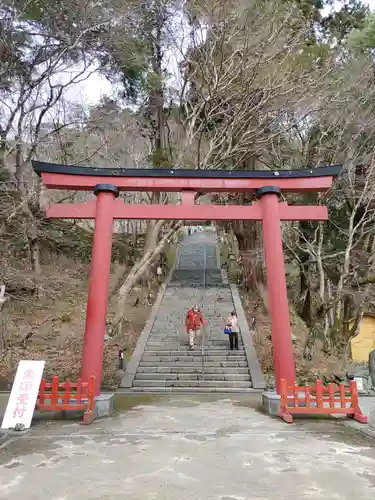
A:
152;320;232;324
146;342;229;347
152;327;225;331
137;366;250;374
144;348;244;353
145;342;242;346
150;328;232;331
147;340;242;345
145;345;241;349
151;321;232;325
150;334;234;337
139;361;248;368
151;324;232;328
124;387;257;394
149;331;235;334
146;343;239;348
150;326;233;330
141;355;247;362
146;337;235;342
142;350;245;357
144;349;244;353
147;339;237;345
132;379;252;388
121;234;261;395
134;373;251;381
146;339;233;343
148;333;232;336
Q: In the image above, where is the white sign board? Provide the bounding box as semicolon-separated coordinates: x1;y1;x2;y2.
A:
1;360;45;430
354;376;363;392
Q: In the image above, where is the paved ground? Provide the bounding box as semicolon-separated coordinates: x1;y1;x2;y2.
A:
357;396;375;421
1;395;375;499
343;396;375;437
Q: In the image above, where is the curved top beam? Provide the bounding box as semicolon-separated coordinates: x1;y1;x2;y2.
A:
32;160;341;180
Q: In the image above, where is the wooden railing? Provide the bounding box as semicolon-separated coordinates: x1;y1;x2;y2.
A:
279;378;367;424
37;376;95;424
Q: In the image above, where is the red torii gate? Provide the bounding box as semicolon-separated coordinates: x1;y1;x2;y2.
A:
33;161;340;395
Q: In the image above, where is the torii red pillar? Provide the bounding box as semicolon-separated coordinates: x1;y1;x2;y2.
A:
257;187;295;392
80;184;119;395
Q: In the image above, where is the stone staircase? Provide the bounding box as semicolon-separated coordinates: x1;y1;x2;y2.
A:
120;230;260;393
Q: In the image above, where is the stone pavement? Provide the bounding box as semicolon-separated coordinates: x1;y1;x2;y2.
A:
343;397;375;437
1;395;375;499
359;396;375;425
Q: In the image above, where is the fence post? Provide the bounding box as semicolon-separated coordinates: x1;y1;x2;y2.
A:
51;376;59;406
339;383;346;408
305;385;311;407
88;376;95;410
77;378;82;403
279;379;293;423
315;380;323;409
350;380;368;423
328;383;334;408
64;379;71;404
39;379;46;405
83;376;96;425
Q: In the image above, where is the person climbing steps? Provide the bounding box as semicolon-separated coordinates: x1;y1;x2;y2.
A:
226;310;239;350
185;305;206;350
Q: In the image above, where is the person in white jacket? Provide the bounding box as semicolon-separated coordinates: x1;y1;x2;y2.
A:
226;311;239;350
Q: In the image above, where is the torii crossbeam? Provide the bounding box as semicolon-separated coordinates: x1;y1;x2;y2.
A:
33;161;341;395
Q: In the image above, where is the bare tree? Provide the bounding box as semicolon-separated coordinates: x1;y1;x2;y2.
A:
0;1;111;291
281;55;375;359
176;1;333;171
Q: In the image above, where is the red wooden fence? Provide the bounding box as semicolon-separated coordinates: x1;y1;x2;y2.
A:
36;376;95;424
279;379;368;424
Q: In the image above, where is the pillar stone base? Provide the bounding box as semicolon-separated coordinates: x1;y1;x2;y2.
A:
262;391;281;416
95;393;114;418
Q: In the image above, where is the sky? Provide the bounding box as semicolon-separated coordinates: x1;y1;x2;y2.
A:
65;0;375;107
328;0;375;10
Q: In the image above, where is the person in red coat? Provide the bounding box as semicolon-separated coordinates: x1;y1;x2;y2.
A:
185;305;206;350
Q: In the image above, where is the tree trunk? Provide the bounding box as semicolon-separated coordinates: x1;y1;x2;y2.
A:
141;198;164;286
15;153;43;295
0;134;6;171
0;285;8;352
28;219;42;293
138;9;167;288
300;278;313;326
232;214;263;291
111;221;182;336
111;2;181;336
298;221;314;325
